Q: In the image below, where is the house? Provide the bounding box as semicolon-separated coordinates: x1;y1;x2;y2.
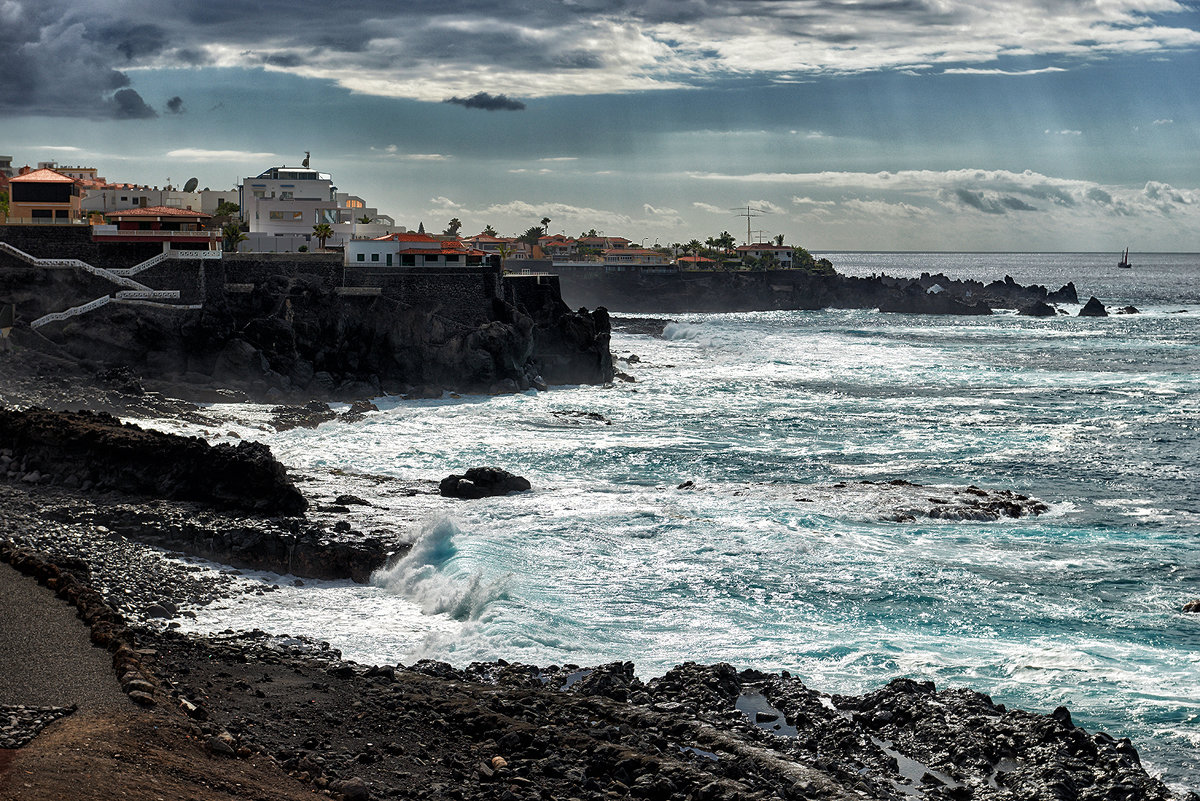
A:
345;232;490;268
677;255;717;269
239;164;397;251
736;243;794;269
602;248;676;272
6;168;83;223
462;233;526;258
0;156;14;178
91;206;219;249
538;234;578;258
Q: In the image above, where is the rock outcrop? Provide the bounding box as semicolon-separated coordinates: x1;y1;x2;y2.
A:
439;467;531;499
1079;296;1110;317
0;407;306;515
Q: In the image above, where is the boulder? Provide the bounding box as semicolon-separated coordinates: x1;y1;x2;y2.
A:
1116;305;1140;315
1018;301;1056;317
1183;599;1200;613
439;467;531;499
1078;296;1109;317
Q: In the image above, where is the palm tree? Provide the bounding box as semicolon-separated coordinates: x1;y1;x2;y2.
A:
221;222;247;252
540;216;551;235
312;222;334;250
483;224;498;236
444;217;462;236
358;214;373;224
774;233;785;247
496;242;512;271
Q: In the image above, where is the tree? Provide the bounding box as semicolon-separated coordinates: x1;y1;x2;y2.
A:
540;216;551;234
774;233;785;247
518;225;544;246
443;217;462;236
496;242;513;269
312;222;334;250
482;224;498;236
417;221;426;234
717;231;737;254
358;214;373;224
221;222;247;252
214;200;240;218
0;190;8;222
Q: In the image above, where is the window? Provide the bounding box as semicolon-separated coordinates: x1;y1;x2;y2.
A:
444;254;460;263
280;191;293;200
269;211;303;221
55;210;69;219
357;253;365;262
386;254;393;266
401;254;415;266
371;253;379;262
31;209;51;218
120;196;128;202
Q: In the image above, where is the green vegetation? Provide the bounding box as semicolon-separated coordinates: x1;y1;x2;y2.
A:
358;214;373;224
312;222;334;250
0;190;10;221
517;225;544;246
221;222;247;252
214;201;240;218
443;217;462;236
482;224;498;236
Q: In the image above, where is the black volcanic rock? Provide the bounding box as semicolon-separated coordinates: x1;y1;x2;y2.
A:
0;408;306;515
439;467;531;499
1019;301;1057;317
1079;296;1109;317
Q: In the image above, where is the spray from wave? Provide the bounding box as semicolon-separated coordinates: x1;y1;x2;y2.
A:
370;517;509;622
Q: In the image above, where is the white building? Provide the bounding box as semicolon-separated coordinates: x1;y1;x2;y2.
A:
239;164;397;251
345;232;489;268
736;243;795;269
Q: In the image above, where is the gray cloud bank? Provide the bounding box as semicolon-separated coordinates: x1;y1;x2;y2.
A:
3;0;1199;118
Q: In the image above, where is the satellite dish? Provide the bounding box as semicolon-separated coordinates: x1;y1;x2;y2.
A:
183;177;199;193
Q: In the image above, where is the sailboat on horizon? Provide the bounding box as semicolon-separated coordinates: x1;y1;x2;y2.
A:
1117;248;1132;269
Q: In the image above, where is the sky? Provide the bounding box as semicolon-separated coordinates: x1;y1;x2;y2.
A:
2;0;1199;251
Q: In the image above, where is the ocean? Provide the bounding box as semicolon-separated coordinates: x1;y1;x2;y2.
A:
157;252;1199;791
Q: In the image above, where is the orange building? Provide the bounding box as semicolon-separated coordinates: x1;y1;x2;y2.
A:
6;168;83;223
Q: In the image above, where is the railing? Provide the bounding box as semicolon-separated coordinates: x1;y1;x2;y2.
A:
0;242;151;291
91;228;220;239
0;218;88;226
115;290;181;301
30;295;112;329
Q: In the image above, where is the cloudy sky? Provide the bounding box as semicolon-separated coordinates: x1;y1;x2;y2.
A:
2;0;1199;251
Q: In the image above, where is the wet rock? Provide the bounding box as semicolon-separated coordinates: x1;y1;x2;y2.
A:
1117;305;1140;314
270;401;337;432
1019;301;1057;317
1078;296;1109;317
1182;599;1200;613
439;467;531;499
0;408;307;516
341;400;379;423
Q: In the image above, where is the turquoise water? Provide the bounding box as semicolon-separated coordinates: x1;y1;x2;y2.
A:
174;254;1200;791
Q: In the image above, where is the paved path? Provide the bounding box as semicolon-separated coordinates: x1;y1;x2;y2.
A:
0;563;123;709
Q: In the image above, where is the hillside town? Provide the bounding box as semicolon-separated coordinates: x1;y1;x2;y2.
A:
0;153;832;275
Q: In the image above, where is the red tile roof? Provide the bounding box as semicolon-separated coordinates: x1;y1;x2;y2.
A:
10;168;75;183
374;232;441;242
105;206;211;218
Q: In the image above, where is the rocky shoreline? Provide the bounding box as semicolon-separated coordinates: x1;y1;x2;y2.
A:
0;405;1195;800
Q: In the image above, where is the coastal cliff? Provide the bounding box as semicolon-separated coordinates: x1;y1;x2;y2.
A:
0;225;613;401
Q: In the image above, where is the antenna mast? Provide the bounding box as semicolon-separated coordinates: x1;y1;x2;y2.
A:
733;205;769;245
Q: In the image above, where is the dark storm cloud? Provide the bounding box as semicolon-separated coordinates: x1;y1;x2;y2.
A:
953;189;1037;214
5;0;1198;119
111;88;157;119
444;92;527;111
166;96;185;114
